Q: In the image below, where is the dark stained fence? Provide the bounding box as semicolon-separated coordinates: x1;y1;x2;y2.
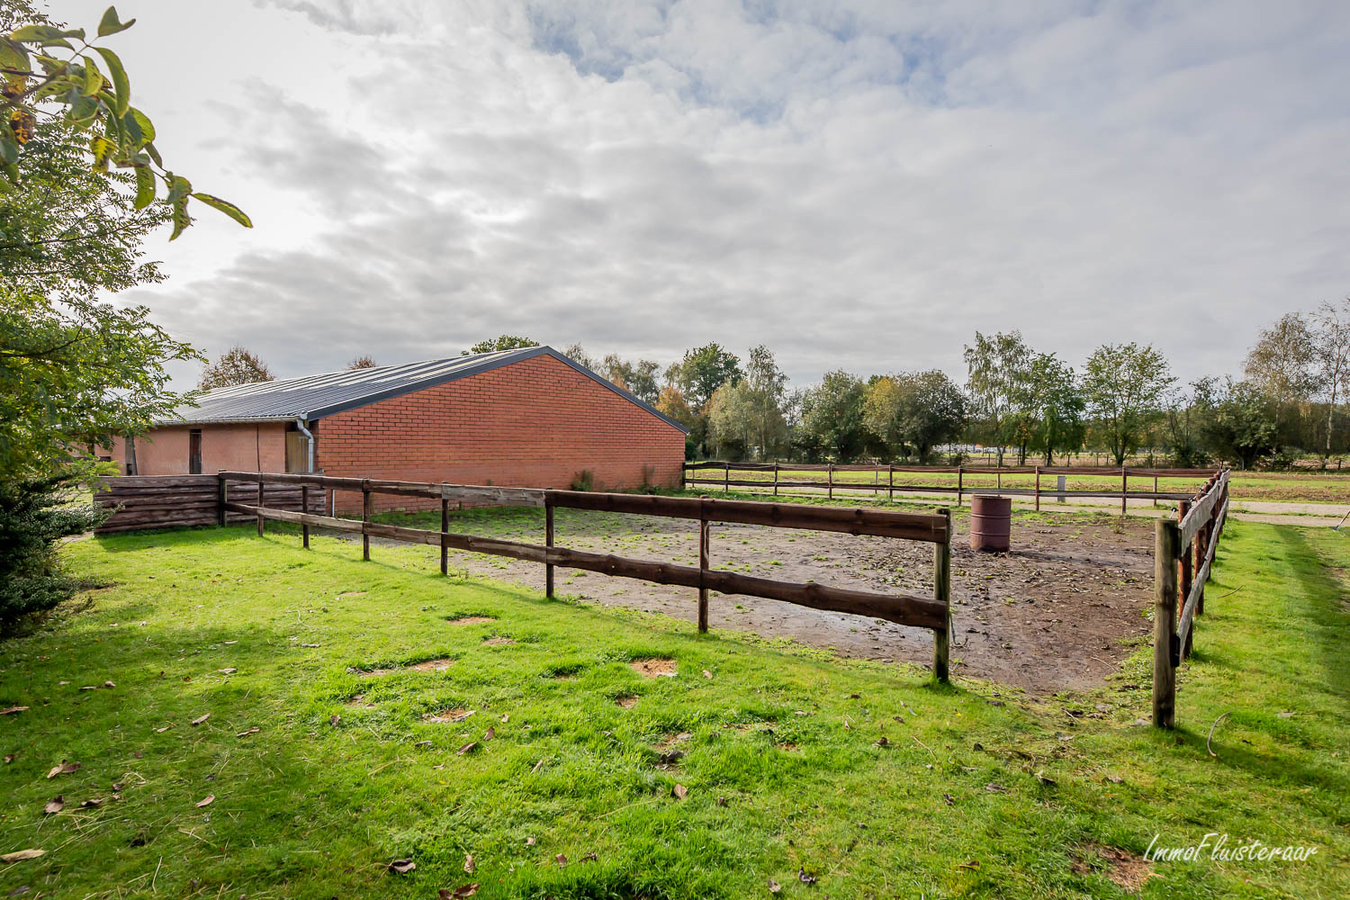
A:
218;471;956;681
93;475;318;534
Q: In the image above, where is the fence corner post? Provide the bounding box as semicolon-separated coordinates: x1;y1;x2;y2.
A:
216;472;226;527
361;480;371;561
932;506;952;682
698;499;710;633
545;495;555;599
1152;517;1180;728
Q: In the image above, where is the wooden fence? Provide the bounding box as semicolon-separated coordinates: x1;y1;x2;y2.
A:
684;461;1220;513
93;475;318;534
1152;470;1231;728
217;471;957;680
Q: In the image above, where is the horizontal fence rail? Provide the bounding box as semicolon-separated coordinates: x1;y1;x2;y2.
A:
217;471;956;680
93;474;319;533
684;461;1221;513
1153;470;1231;728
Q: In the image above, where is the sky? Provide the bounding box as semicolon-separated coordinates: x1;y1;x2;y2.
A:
52;0;1350;389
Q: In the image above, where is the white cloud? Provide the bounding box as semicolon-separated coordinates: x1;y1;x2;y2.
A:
59;0;1350;387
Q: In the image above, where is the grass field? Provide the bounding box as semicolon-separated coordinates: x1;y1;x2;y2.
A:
685;466;1350;505
1;520;1347;898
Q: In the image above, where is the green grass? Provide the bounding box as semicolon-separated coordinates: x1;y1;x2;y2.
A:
1;520;1347;898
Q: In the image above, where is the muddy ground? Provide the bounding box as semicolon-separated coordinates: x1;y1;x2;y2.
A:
374;509;1156;695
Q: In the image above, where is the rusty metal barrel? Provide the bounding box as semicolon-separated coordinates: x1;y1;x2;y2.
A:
969;494;1012;552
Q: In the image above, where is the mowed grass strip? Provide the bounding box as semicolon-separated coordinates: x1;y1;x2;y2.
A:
0;521;1345;898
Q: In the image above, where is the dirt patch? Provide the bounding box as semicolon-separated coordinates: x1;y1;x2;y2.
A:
337;591;367;599
483;636;515;646
390;507;1157;693
352;657;454;677
656;732;691;752
775;741;799;752
1071;844;1153;892
424;707;475;723
447;616;495;625
615;695;638;709
630;658;678;678
345;693;376;708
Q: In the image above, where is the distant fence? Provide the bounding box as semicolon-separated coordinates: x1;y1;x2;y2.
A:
93;475;318;534
1152;470;1232;728
684;461;1220;513
214;471;957;680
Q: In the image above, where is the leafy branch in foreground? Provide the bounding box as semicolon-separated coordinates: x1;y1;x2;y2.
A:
1;5;249;239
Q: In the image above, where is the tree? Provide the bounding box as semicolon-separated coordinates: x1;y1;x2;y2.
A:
199;346;273;390
1200;379;1278;469
707;381;752;459
463;335;538;356
1310;299;1350;466
655;385;700;459
864;371;967;462
739;345;788;458
1021;353;1085;464
670;343;742;411
862;377;907;457
800;370;867;461
601;354;661;405
1;5;251;239
1244;312;1317;451
963;331;1032;465
347;355;376;370
1082;343;1175;465
561;343;596;370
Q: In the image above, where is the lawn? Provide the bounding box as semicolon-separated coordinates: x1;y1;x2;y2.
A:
0;519;1347;898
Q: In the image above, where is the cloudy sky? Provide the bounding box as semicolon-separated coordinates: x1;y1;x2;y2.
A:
58;0;1350;388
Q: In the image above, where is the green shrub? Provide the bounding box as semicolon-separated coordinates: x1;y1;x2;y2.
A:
569;469;595;492
0;476;106;632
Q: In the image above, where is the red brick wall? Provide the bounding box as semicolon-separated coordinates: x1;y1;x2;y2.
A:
317;354;685;513
106;423;288;476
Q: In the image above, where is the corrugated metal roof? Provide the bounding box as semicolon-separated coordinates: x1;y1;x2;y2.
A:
165;346;688;433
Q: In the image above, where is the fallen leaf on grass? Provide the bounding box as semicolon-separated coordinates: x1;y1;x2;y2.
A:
155;725;173;733
46;761;80;779
191;714;210;726
582;851;597;862
943;793;955;806
387;859;415;874
1105;775;1124;784
717;796;728;807
0;849;43;864
329;714;340;727
42;797;63;815
958;860;981;870
103;681;115;688
768;878;782;893
464;854;475;874
985;783;1008;794
457;742;477;756
555;854;568;867
195;794;214;808
500;714;509;723
236;727;260;738
525;837;535;846
79;798;102;809
703;670;712;679
483;727;495;741
672;783;688;800
1035;770;1057;786
875;737;889;747
531;758;546;774
218;668;237;675
300;643;320;648
798;868;817;884
111;783;124;792
1;707;30;715
3;754;14;764
438;886;479;899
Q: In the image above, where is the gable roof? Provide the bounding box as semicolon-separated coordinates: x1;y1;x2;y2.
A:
168;345;688;433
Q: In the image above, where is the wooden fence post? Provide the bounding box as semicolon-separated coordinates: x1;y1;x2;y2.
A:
545;498;555;599
724;462;730;493
1034;466;1041;512
698;497;710;634
888;464;894;503
440;487;450;576
1178;499;1193;658
1152;517;1181;728
361;481;371;562
217;474;227;527
827;464;834;500
301;484;310;549
1153;475;1159;508
773;462;780;496
256;479;264;536
1121;467;1128;516
932;507;952;681
957;466;964;507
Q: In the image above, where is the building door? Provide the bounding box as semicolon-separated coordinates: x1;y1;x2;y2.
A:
188;429;202;474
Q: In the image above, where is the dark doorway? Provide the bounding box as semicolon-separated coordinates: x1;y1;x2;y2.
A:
189;429;203;474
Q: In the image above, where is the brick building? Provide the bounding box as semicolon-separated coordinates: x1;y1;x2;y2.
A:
110;347;687;511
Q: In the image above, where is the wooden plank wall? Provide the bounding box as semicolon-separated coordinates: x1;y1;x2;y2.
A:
93;475;317;534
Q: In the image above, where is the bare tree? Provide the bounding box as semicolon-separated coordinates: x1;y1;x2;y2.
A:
347;355;377;370
199;346;274;390
1311;299;1350;466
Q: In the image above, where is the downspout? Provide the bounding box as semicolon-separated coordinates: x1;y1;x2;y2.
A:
295;418;315;473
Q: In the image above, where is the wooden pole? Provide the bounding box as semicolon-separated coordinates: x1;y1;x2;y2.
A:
545;499;555;599
1152;517;1180;728
698;499;710;634
361;482;371;562
301;484;310;549
1121;467;1128;515
217;474;227;527
1178;499;1193;659
888;464;894;503
773;462;779;496
1153;475;1159;508
440;494;449;576
957;465;964;507
1034;465;1041;512
874;466;879;497
256;479;264;536
827;464;834;501
724;462;730;493
932;507;952;682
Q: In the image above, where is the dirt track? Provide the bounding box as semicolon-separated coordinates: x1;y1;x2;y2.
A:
400;509;1157;695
